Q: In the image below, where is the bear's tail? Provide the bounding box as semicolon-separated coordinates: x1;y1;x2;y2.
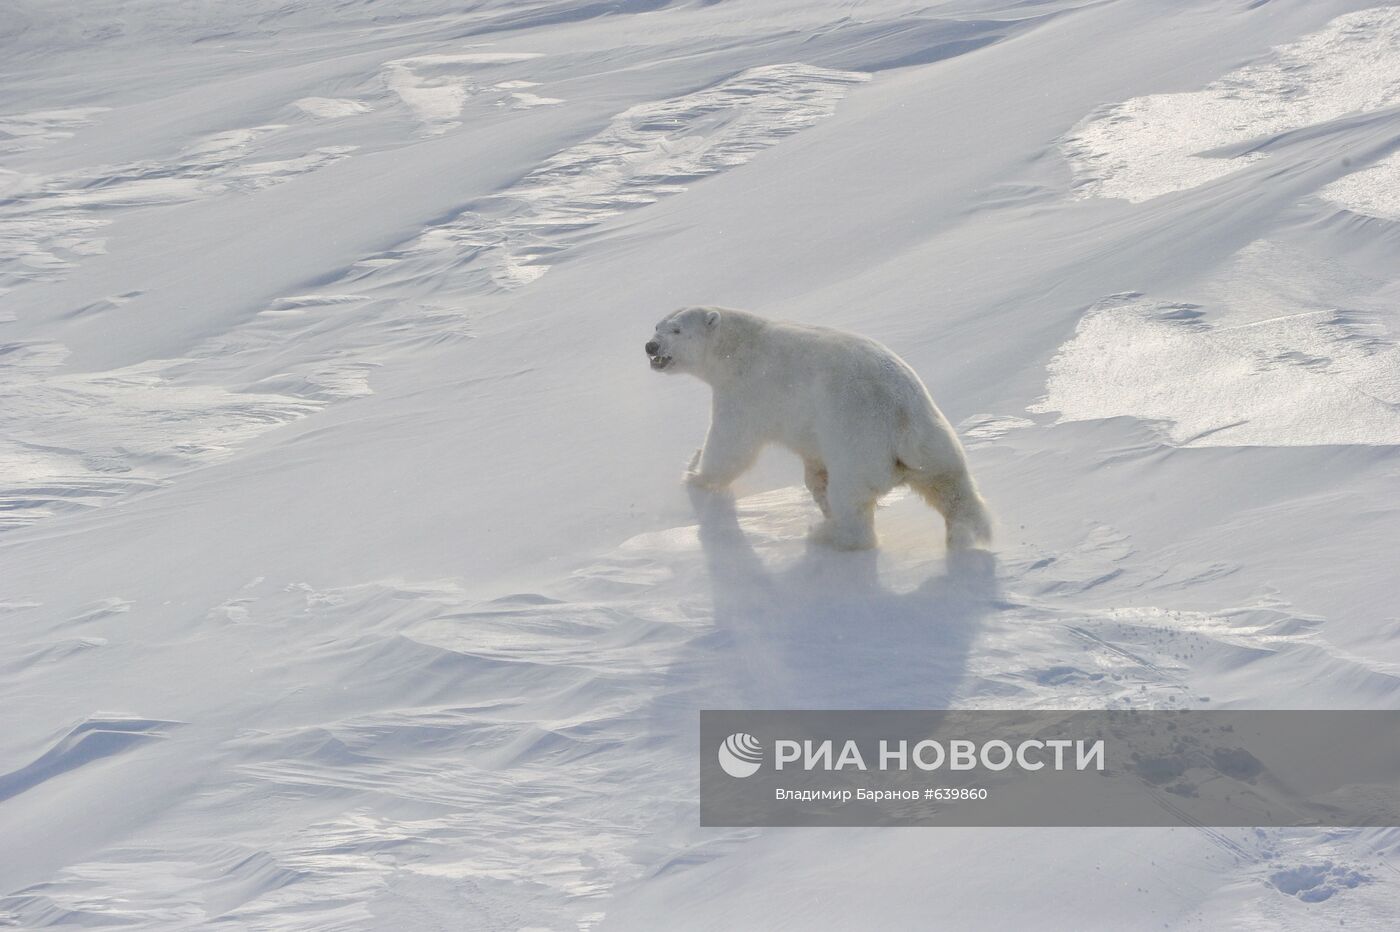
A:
906;467;993;552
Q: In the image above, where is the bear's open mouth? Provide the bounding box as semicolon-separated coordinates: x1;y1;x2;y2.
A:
648;354;672;371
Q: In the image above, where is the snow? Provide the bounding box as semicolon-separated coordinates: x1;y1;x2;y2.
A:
1321;149;1400;220
1031;243;1400;446
3;0;1400;929
291;97;373;120
1062;6;1400;203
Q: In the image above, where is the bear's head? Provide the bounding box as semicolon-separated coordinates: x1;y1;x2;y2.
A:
645;307;720;375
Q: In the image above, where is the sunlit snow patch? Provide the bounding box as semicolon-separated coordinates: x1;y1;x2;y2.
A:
1062;7;1400;202
381;51;544;133
508;91;563;109
292;96;372;119
382;63;470;133
1032;241;1400;446
959;413;1035;446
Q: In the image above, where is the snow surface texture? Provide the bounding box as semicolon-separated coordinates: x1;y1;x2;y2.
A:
1321;149;1400;220
1032;241;1400;446
1062;6;1400;203
3;1;1400;929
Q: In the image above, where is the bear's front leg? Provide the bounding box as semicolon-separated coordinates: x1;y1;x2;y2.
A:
684;408;761;491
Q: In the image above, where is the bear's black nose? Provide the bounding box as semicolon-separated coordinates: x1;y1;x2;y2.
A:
645;340;659;355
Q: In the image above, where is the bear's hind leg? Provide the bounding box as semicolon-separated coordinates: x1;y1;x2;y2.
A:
803;458;830;517
812;476;878;550
908;469;992;551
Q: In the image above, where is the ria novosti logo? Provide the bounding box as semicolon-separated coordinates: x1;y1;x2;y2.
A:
718;732;763;778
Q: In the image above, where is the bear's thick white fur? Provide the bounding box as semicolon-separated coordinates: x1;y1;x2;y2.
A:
647;306;992;551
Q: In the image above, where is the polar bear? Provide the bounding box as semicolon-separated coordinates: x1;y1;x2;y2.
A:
646;306;991;551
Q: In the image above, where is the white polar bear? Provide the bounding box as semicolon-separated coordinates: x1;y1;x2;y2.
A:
646;306;992;551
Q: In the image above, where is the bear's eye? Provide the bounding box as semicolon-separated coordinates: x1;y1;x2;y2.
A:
671;327;681;335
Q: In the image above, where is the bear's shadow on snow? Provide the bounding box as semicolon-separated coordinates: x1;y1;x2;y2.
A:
685;488;996;708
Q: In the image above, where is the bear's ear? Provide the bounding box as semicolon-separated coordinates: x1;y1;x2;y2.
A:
704;309;721;330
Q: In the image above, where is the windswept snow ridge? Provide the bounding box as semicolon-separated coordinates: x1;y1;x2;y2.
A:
376;64;869;292
0;108;110;154
0;125;355;287
0;61;863;531
0;348;320;529
1063;7;1400;202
